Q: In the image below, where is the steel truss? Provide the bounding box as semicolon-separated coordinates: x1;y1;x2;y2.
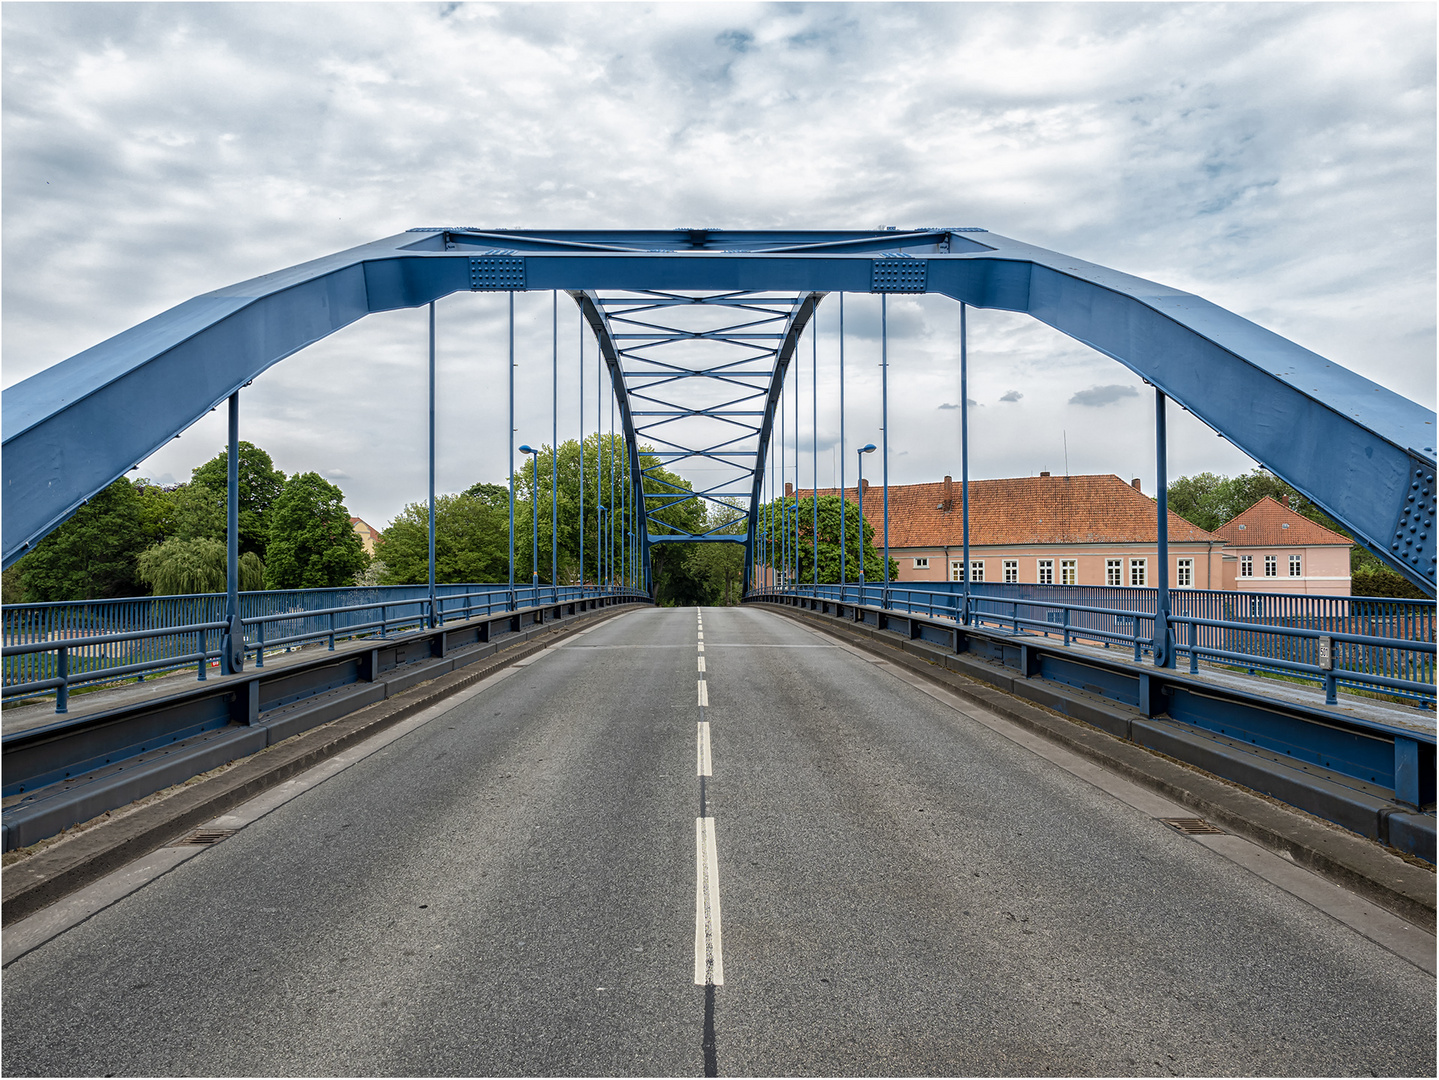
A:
3;228;1434;593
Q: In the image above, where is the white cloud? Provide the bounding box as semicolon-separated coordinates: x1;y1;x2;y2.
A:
2;1;1433;531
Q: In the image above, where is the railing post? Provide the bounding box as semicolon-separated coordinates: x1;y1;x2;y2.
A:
222;389;244;675
197;628;207;681
1063;608;1070;647
255;618;265;668
1189;619;1199;674
55;646;68;714
1154;387;1174;668
328;611;336;651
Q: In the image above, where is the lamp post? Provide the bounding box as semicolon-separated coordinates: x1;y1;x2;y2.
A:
856;443;876;602
519;444;540;606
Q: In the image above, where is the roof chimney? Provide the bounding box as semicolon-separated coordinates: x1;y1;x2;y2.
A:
860;478;869;491
785;482;793;498
943;475;953;511
1039;470;1050;478
1131;478;1141;492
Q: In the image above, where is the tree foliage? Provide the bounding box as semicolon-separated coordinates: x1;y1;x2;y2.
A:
11;479;156;602
379;494;509;585
190;441;286;558
136;539;265;595
756;494;895;584
264;472;369;589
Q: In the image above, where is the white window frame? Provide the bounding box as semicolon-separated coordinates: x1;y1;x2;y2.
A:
1003;559;1019;584
1240;555;1253;578
1038;559;1054;585
1176;558;1193;588
950;560;963;582
969;560;984;583
1106;558;1123;587
1264;555;1278;577
1129;558;1147;587
1289;554;1302;577
913;557;930;569
1060;559;1077;586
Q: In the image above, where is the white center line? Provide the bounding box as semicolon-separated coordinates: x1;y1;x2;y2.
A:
698;680;709;707
697;631;703;641
698;721;712;776
697;642;704;653
697;656;706;672
694;816;725;985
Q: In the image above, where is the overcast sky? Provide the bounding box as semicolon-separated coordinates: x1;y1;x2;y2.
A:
4;1;1434;533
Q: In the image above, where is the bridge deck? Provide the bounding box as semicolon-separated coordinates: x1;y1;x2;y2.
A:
2;606;1432;1075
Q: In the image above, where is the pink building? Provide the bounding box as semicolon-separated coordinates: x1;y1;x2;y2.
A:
792;473;1228;590
1214;497;1352;596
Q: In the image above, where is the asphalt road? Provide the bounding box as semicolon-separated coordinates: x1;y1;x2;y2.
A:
3;606;1434;1076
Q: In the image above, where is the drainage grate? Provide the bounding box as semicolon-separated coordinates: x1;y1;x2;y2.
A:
1160;817;1225;836
169;828;238;847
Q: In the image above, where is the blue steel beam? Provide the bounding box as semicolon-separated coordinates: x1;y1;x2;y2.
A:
4;229;1433;591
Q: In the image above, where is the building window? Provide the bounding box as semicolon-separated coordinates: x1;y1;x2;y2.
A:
1003;560;1018;584
1264;555;1277;577
913;557;929;569
1106;558;1123;587
1060;559;1077;586
1240;555;1253;578
950;560;962;582
1176;558;1193;588
1129;559;1147;587
1289;554;1302;577
969;560;984;583
1038;559;1054;585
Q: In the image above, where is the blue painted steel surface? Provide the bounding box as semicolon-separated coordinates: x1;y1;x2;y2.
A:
8;229;1430;592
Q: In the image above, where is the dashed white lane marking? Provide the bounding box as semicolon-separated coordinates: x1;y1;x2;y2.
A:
698;721;712;777
697;631;703;641
698;680;709;707
697;656;706;672
695;816;725;985
697;642;704;653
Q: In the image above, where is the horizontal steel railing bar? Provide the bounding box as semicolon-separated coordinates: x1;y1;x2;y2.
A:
1170;614;1437;654
3;649;217;697
1183;641;1432;696
1;620;227;657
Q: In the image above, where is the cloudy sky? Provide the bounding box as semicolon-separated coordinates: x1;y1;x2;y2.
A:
4;1;1434;533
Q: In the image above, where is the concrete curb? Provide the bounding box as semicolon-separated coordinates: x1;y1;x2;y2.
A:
1;603;639;927
758;603;1437;932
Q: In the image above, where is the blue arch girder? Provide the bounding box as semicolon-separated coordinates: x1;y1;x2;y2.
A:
4;227;1434;592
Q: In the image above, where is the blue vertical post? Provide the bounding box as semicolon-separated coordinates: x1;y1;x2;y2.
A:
578;308;585;596
881;294;891;597
779;380;787;589
610;391;616;590
961;302;971;627
793;330;800;591
508;293;516;609
812;308;818;589
551;292;558;603
428;301;437;628
839;294;847;599
1155;387;1174;667
596;334;603;590
222;390;242;674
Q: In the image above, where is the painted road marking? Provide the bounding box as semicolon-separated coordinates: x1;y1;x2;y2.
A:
698;721;712;776
694;816;725;985
698;642;704;653
698;680;709;707
697;631;703;641
698;656;706;672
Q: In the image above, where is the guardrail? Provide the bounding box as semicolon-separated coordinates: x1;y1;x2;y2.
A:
3;583;650;713
749;581;1436;708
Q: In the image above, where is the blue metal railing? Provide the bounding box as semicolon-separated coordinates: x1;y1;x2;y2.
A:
751;580;1436;708
3;583;650;711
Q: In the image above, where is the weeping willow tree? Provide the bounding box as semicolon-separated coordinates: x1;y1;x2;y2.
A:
136;538;264;596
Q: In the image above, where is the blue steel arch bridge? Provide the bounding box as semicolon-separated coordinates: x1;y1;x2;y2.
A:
1;226;1434;859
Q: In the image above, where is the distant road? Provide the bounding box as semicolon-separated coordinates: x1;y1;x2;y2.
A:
3;606;1433;1076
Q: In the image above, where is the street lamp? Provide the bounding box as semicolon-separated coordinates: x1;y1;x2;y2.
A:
856;443;876;598
519;444;540;606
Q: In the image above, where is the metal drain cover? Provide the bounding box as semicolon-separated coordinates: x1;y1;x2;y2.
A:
169;828;238;847
1160;817;1225;836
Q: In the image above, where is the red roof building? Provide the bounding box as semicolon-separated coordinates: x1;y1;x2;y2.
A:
1213;496;1352;596
789;472;1228;590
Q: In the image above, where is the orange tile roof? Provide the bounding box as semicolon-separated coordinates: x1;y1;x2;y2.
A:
795;473;1223;547
1214;496;1352;548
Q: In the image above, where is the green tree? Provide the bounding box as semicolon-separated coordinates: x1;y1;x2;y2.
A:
757;494;894;584
379;493;509;585
264;473;368;589
136;538;265;595
11;478;157;601
191;442;286;558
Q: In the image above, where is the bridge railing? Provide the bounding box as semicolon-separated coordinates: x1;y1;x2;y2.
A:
750;581;1436;708
2;583;650;712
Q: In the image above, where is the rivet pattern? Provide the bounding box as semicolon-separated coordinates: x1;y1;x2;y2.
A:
470;255;525;291
870;256;928;293
1391;457;1436;571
